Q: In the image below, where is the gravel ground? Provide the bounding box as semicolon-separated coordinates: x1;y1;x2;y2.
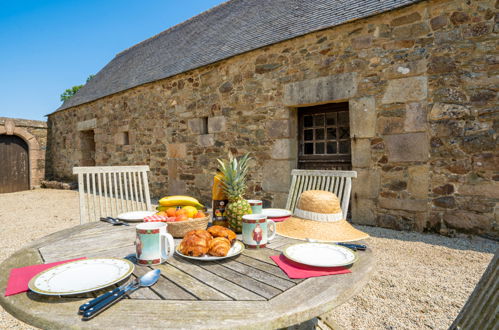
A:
0;189;79;329
0;189;496;329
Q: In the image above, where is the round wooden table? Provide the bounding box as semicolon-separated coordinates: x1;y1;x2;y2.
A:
0;222;374;329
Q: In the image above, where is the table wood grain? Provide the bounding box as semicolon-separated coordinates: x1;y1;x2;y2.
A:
0;222;374;329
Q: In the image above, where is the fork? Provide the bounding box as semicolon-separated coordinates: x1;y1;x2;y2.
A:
100;217;130;226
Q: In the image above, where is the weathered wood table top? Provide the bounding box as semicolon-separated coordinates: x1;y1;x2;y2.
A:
0;222;374;329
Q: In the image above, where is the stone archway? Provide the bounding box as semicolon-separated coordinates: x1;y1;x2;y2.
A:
0;119;44;189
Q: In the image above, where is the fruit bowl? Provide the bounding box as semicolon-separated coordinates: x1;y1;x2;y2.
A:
167;215;210;238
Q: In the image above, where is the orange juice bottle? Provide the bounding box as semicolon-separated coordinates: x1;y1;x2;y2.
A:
212;170;229;227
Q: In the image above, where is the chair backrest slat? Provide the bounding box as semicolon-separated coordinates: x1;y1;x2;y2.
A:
77;171;86;224
285;169;357;216
319;175;326;190
324;176;331;193
450;250;498;329
142;170;152;212
124;172;131;211
90;173;96;221
137;172;144;208
132;172;140;210
73;166;152;224
84;173;91;221
103;173;109;216
338;177;346;207
306;175;313;191
117;172;124;213
97;173;103;218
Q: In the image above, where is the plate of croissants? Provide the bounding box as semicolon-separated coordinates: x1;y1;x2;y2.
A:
176;226;243;260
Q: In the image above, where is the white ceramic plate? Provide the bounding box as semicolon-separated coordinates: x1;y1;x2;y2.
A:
28;258;134;296
261;208;292;218
175;241;245;261
117;211;156;222
284;243;357;267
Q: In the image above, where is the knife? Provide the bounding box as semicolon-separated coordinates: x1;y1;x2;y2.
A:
336;242;367;251
78;282;132;314
82;269;161;320
305;238;367;251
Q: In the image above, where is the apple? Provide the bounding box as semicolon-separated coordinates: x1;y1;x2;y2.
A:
175;214;188;222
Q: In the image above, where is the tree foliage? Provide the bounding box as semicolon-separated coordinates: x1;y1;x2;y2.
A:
60;85;83;102
60;75;95;102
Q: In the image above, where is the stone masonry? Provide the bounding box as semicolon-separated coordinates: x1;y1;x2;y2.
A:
47;0;498;237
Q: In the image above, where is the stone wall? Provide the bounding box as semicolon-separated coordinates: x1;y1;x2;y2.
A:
0;117;47;188
47;0;498;237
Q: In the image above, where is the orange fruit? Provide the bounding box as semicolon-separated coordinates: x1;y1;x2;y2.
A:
166;208;177;217
194;211;205;218
175;209;187;217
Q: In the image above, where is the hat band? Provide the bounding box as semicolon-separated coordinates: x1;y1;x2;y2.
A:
294;208;343;222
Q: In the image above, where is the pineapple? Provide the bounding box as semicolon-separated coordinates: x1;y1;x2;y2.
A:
217;153;253;233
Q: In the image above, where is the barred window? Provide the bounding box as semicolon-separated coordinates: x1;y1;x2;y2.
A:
298;103;351;170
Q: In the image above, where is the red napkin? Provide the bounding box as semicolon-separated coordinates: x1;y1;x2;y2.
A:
269;216;290;222
270;254;351;279
4;257;86;296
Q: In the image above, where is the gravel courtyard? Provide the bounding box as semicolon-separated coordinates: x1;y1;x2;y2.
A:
0;189;496;329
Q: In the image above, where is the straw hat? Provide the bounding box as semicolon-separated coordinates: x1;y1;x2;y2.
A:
276;190;369;242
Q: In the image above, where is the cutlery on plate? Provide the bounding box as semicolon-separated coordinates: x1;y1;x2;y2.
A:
100;217;130;226
78;255;138;314
81;269;161;320
305;238;367;251
337;242;367;251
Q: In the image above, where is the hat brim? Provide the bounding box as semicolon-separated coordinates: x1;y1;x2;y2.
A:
276;216;369;243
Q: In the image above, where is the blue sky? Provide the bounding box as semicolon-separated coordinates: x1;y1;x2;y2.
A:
0;0;226;121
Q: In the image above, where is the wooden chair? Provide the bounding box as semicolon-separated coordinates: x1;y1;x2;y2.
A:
450;249;498;330
285;169;357;215
73;166;152;224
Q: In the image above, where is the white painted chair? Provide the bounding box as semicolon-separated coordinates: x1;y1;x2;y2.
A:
285;169;357;216
450;249;498;330
73;166;152;224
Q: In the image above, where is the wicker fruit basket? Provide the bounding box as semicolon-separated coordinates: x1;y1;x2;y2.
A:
167;215;210;238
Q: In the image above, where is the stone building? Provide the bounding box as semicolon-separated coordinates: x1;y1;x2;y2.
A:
0;117;47;193
47;0;498;237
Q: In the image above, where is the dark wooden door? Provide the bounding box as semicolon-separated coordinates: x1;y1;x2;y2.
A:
0;135;30;193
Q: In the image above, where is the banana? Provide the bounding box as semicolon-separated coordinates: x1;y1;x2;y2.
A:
156;205;176;212
156;204;203;211
159;195;204;208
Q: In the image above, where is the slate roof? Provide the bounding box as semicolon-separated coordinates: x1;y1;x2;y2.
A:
55;0;422;112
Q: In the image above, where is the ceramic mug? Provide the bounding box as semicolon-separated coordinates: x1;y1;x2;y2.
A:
247;200;263;214
135;222;174;265
242;214;276;249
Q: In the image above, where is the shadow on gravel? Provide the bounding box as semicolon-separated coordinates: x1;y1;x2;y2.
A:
357;225;498;254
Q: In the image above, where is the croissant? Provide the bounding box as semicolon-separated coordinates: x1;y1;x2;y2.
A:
179;230;213;257
208;237;231;257
207;226;237;244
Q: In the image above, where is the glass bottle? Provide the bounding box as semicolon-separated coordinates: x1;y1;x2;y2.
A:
212;170;229;227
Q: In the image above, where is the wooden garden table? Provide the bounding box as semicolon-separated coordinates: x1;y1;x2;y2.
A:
0;222;374;329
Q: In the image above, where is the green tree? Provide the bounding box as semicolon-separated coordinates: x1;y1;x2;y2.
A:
60;75;95;102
